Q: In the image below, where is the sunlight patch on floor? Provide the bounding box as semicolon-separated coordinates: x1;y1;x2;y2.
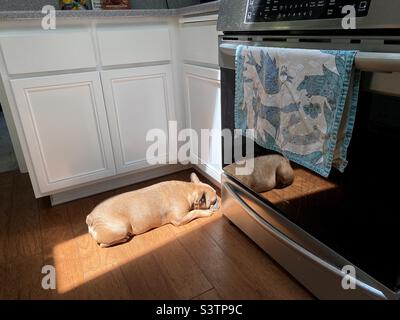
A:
52;212;222;295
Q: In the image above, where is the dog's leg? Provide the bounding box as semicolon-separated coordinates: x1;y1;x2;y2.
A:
99;235;132;248
89;220;131;248
171;209;215;227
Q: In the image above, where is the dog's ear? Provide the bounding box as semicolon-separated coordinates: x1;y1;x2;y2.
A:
190;172;201;184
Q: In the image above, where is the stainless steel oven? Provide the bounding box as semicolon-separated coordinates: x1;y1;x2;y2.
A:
218;0;400;300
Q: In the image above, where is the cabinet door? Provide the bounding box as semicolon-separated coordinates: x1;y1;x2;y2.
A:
11;72;116;194
184;65;222;181
101;65;174;174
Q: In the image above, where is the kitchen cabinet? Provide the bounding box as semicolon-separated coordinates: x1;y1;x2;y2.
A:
180;16;222;182
10;72;116;193
0;16;220;202
0;28;96;75
183;64;222;182
97;25;171;67
180;18;220;67
101;65;175;174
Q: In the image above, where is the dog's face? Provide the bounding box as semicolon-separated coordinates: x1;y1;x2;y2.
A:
190;173;219;211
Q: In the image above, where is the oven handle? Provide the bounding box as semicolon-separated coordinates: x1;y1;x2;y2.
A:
220;43;400;73
223;181;388;299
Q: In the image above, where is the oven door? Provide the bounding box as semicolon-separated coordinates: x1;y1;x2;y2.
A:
220;35;400;299
222;174;398;300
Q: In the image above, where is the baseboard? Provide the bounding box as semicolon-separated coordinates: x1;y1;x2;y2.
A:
50;164;190;206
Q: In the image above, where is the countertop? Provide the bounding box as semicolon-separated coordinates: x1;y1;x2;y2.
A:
0;1;220;21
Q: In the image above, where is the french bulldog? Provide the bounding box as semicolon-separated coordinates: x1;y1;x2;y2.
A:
86;173;219;247
224;154;294;193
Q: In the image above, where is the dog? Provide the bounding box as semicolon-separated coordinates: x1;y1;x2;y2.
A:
86;173;219;247
224;155;294;193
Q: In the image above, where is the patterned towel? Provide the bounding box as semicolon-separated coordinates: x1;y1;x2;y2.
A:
235;46;361;177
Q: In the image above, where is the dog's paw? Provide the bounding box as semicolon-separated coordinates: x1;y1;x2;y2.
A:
209;208;219;215
210;200;220;212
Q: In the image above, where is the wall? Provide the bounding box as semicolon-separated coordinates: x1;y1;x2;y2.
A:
0;0;201;11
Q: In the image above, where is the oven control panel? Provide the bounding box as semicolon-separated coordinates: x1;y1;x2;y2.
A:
245;0;371;23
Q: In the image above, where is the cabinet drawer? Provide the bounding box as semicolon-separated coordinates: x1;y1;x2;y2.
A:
180;21;219;66
97;25;171;67
0;29;96;75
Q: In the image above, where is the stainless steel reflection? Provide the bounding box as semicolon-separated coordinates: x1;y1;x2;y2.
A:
222;175;399;300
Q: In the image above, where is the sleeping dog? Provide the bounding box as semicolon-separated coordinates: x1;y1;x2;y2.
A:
86;173;219;247
224;155;294;193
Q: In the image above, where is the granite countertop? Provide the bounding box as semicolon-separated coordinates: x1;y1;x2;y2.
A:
0;1;220;21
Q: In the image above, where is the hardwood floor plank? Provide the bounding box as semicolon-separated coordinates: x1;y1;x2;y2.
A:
169;221;262;300
0;254;49;300
0;169;317;300
120;251;180;300
0;170;17;188
128;225;213;300
38;197;90;299
192;289;221;300
38;199;76;259
201;215;313;300
43;263;132;300
0;184;12;265
82;264;134;300
7;174;42;263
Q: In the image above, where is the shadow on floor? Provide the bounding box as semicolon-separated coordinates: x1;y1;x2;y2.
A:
0;111;18;173
0;169;313;300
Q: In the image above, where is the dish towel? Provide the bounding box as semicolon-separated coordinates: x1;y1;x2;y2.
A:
235;45;361;177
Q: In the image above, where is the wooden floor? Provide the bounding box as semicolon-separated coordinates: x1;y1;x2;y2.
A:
0;169;313;300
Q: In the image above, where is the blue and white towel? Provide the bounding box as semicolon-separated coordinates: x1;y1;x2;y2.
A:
235;46;361;177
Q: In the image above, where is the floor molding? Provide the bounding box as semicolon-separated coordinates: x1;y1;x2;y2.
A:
50;161;223;206
50;164;190;206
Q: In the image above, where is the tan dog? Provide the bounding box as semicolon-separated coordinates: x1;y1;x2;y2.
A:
86;173;218;247
224;155;294;193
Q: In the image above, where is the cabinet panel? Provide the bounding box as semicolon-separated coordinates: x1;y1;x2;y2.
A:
0;29;96;75
184;64;222;180
180;21;219;66
11;72;115;193
101;65;174;174
97;25;171;67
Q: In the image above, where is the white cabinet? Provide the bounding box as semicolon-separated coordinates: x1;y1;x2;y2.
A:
184;64;222;182
0;28;97;75
180;20;219;67
0;19;221;201
97;25;171;67
11;72;116;194
101;65;175;174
